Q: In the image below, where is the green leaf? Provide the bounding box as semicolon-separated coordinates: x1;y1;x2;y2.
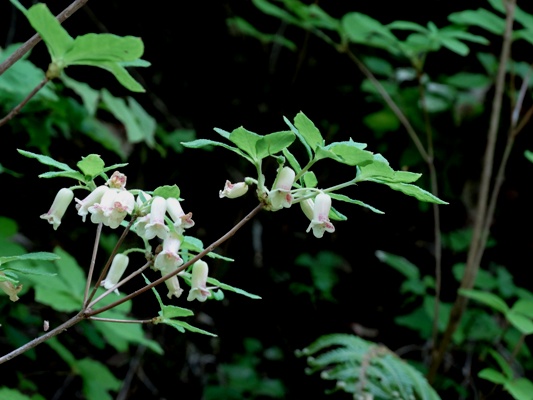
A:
478;368;508;385
302;171;318;188
525;150;533;164
368;179;448;204
182;138;248;159
510;299;533;319
342;13;399;53
160;305;194;319
78;358;121;400
207;277;262;299
328;192;384;214
283;115;312;159
323;140;373;166
17;149;76;172
153;185;180;199
255;130;295;159
507;313;533;335
387;21;428;33
459;289;509;314
101;90;154;143
77;154;105;178
227;17;297;51
160;319;217;336
251;0;299;25
375;250;419;280
23;3;74;62
0;251;59;266
63;34;143;65
363;108;400;133
445;72;492;89
60;74;100;115
38;170;86;180
448;9;505;35
0;387;33;400
282;148;302;174
293;112;323;151
229;127;262;160
86;61;145;92
506;378;533;400
103;163;129;173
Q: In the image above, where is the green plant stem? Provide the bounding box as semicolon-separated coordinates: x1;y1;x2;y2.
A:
0;310;85;364
294;159;317;182
0;0;90;76
0;77;49;127
83;223;102;305
85;202;264;317
428;0;516;382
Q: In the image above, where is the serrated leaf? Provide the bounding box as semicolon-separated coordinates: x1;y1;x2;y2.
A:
323;140;373;166
160;305;194;319
182;139;249;160
18;149;75;172
459;289;509;314
283;115;312;159
38;170;86;180
23;3;74;62
0;251;59;265
375;250;419;280
328;192;384;214
294;112;323;151
229;126;262;160
153;185;180;199
368;179;448;204
255;130;295;159
77;154;105;178
207;277;261;299
63;34;143;65
160;319;217;336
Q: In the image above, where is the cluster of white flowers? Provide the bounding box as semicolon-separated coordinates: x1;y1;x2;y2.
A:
40;171;212;303
219;166;336;239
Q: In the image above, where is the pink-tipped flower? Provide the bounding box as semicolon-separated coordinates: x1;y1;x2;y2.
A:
187;260;210;302
88;188;135;229
163;275;183;299
268;167;295;211
144;196;169;240
107;171;127;189
75;185;108;222
154;232;183;272
306;192;335;239
166;197;194;234
101;254;129;295
219;180;248;199
40;188;74;230
300;198;315;220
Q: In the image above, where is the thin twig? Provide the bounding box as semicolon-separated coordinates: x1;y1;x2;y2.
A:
428;0;516;382
83;223;102;306
0;0;90;76
0;77;49;127
88;317;154;324
86;202;264;317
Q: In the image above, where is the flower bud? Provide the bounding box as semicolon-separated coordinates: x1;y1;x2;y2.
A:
40;188;74;230
219;180;248;199
101;254;129;294
187;260;210;302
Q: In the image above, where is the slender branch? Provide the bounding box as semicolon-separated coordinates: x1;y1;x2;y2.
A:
0;0;90;76
0;311;85;364
83;223;103;305
0;77;49;127
428;0;516;381
85;202;265;317
342;48;431;163
88;316;155;324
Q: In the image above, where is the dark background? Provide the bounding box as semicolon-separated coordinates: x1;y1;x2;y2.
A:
2;1;533;399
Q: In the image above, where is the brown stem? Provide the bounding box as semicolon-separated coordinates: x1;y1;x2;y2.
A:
85;202;264;317
83;223;102;305
0;77;49;127
88;317;155;324
0;0;90;76
427;0;516;382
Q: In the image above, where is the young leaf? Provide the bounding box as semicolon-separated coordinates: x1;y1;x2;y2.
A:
18;149;76;172
181;138;248;159
0;251;59;266
86;61;145;92
207;277;262;299
160;319;217;337
323;140;374;166
459;289;509;314
153;185;181;199
229;126;262;160
375;250;419;280
328;192;385;214
255;130;295;159
77;154;105;178
294;112;323;151
368;179;448;204
283;115;312;159
63;34;143;65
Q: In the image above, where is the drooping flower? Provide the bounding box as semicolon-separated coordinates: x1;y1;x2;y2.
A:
187;260;211;302
154;232;185;299
300;198;315;221
143;196;169;240
306;192;335;239
0;272;22;302
101;254;129;294
219;180;248;199
166;197;194;235
154;232;183;272
268;166;295;211
40;188;74;230
88;188;135;229
75;185;109;222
